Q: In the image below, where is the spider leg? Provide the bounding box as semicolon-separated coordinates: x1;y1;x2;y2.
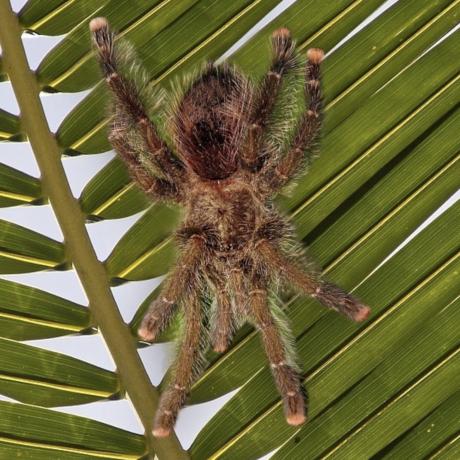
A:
243;28;298;169
210;262;251;352
258;48;324;193
153;288;205;437
256;239;371;322
89;18;184;186
109;132;180;202
229;267;247;318
138;235;205;342
211;282;234;353
249;275;306;426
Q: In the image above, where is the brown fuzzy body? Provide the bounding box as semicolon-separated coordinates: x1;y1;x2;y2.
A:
181;174;270;251
174;65;247;180
90;17;370;438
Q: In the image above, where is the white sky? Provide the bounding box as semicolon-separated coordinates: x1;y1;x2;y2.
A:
0;0;458;457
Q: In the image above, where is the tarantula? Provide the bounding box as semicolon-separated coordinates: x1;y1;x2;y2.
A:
90;17;370;438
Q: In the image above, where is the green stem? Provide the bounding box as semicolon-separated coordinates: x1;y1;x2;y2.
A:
0;3;188;459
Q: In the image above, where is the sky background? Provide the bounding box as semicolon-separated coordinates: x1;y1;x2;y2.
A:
0;0;458;457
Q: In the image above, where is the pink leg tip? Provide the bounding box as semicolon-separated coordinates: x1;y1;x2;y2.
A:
287;412;307;426
213;343;228;353
89;17;108;33
272;27;291;40
307;48;325;64
153;426;171;438
353;306;371;322
137;326;155;342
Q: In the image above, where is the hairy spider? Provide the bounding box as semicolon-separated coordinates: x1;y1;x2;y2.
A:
90;18;370;438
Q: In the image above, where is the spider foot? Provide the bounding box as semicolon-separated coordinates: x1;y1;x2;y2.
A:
152;425;171;438
272;27;291;40
352;305;371;322
137;296;177;342
153;410;175;438
307;48;324;64
137;324;156;343
313;282;371;323
284;392;307;426
137;315;160;342
213;341;229;354
89;17;108;33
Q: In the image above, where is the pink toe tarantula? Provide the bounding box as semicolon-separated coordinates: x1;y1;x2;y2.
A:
90;18;370;437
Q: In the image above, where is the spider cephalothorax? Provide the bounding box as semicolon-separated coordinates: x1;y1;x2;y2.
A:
90;18;370;438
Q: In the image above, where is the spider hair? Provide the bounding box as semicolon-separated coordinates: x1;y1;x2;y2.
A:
90;17;370;437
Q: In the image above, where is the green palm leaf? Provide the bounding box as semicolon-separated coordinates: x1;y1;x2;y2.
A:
0;337;119;406
0;163;42;206
0;278;90;340
0;0;458;459
0;400;145;459
0;219;67;272
0;108;22;141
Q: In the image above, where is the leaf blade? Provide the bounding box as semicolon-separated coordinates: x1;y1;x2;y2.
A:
0;401;146;458
0;278;90;340
0;220;67;273
0;337;120;406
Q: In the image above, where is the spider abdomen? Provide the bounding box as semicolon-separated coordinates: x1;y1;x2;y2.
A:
173;64;249;180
